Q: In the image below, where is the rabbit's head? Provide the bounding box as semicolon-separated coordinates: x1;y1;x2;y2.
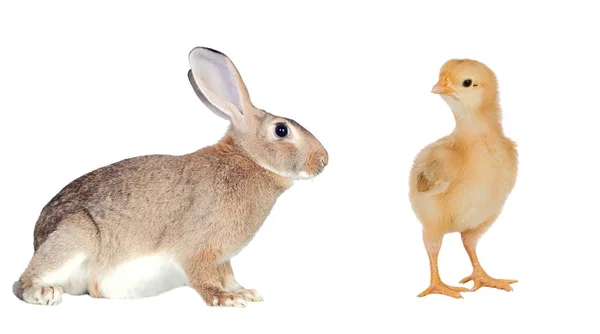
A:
188;47;328;180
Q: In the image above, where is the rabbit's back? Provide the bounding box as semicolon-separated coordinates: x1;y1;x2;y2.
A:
33;154;189;250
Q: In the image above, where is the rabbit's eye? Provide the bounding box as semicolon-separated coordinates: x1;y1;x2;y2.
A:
275;123;288;138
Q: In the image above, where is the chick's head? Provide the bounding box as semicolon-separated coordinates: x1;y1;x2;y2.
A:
432;59;499;116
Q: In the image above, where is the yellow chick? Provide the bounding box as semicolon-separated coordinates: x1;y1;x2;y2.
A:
409;59;518;299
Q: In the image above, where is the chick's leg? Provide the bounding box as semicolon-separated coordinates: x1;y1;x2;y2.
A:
418;231;468;299
460;219;517;292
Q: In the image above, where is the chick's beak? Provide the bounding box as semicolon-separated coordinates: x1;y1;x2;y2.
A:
431;80;453;95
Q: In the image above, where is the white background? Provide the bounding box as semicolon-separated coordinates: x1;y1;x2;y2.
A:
1;1;598;333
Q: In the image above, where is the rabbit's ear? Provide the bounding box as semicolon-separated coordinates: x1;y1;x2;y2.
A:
188;47;252;127
187;70;230;121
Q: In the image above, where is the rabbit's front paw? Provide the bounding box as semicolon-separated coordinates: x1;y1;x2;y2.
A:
237;288;263;302
210;291;247;307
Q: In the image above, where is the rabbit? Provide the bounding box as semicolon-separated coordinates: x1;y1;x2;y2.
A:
14;47;329;307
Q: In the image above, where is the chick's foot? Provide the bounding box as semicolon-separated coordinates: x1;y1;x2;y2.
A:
418;282;469;299
460;272;517;292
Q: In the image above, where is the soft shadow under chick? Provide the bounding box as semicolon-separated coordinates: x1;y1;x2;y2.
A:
409;59;518;299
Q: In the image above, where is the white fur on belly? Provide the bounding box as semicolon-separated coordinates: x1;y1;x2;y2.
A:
99;254;188;299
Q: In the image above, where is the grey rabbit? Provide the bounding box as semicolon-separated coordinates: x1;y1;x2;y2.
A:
14;47;329;307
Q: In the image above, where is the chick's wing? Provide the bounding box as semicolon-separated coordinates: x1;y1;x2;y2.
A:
413;140;459;196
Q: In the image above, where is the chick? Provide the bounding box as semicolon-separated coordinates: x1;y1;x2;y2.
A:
409;59;518;299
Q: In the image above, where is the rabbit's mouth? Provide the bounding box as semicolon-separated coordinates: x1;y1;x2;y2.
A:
297;151;328;179
297;163;326;180
260;150;327;180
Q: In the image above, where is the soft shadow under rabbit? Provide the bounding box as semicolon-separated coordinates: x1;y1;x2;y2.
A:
15;47;328;307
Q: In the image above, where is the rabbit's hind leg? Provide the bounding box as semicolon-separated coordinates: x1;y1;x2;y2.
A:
16;222;94;306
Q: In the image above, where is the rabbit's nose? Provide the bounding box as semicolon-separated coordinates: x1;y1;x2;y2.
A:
320;151;329;167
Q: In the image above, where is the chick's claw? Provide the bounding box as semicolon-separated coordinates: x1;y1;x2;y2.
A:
460;273;517;292
418;282;469;299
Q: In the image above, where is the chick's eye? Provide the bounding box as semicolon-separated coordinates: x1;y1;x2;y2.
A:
275;123;288;138
463;79;472;87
